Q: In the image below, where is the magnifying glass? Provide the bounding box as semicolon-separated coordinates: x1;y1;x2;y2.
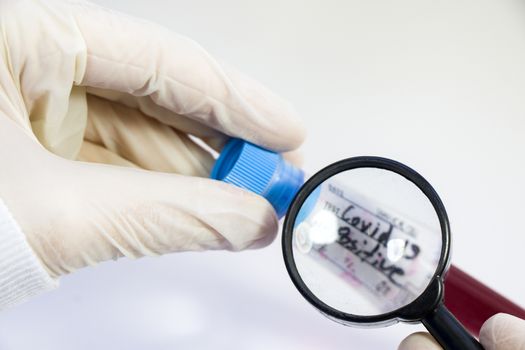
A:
211;140;486;349
281;157;482;350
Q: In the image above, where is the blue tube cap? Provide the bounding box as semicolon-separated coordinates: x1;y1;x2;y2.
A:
211;139;304;218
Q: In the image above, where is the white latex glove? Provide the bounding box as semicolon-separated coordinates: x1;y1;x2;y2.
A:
398;314;525;350
0;0;305;278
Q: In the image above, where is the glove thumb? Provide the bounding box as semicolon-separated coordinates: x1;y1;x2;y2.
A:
23;159;278;277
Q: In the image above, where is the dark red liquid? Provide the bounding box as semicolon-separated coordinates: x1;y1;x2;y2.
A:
444;265;525;337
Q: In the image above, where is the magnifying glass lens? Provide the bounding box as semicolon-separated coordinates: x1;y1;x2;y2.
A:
292;168;443;316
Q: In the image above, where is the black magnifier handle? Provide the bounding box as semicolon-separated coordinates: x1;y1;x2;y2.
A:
422;303;484;350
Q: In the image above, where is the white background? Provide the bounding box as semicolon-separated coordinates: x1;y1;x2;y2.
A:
1;0;525;349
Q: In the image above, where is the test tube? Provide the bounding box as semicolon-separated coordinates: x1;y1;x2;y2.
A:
211;139;525;336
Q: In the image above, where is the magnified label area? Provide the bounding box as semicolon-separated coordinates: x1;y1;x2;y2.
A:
292;168;442;316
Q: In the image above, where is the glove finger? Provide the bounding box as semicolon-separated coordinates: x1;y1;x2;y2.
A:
83;94;215;176
77;140;138;168
83;89;227;157
86;87;224;141
72;2;305;152
480;313;525;350
398;332;443;350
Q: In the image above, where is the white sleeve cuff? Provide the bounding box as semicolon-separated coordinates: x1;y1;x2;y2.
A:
0;198;57;310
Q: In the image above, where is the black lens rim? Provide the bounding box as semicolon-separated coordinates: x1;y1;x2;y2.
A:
282;156;451;325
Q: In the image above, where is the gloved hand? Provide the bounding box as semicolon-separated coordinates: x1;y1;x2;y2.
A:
398;313;525;350
0;0;305;278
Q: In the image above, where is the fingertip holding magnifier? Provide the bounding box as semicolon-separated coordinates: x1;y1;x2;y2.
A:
212;139;483;350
